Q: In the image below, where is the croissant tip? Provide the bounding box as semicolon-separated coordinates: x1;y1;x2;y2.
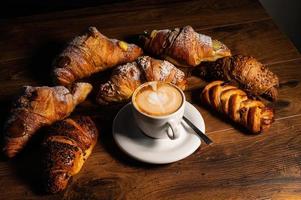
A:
44;172;71;194
52;68;74;87
87;26;99;37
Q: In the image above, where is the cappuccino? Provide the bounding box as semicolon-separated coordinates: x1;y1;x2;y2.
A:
133;82;183;116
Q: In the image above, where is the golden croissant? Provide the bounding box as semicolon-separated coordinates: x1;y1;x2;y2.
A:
2;83;92;158
201;81;274;134
140;25;231;67
53;26;143;86
199;55;279;101
42;116;98;193
96;56;187;104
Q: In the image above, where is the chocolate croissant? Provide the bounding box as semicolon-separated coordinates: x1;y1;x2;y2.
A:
53;26;143;86
140;25;231;67
2;83;92;158
42;116;98;193
96;56;187;104
201;81;274;134
199;55;279;101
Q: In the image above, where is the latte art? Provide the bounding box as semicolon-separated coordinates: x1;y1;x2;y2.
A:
133;82;183;116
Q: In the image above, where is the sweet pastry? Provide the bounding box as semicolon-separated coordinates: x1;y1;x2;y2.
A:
2;83;92;158
199;55;279;101
96;56;187;104
53;26;143;86
140;25;231;67
201;81;274;133
42;116;98;193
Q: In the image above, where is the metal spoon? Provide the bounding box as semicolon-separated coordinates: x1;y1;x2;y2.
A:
183;116;213;145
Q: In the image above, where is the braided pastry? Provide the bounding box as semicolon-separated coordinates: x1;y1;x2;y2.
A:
42;116;98;193
201;81;274;133
140;25;231;67
199;55;279;101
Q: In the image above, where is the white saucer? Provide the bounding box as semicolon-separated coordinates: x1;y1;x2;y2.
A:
112;102;205;164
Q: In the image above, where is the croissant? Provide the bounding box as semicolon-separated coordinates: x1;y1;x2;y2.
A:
2;83;92;158
53;26;143;86
96;56;187;104
140;25;231;67
199;55;279;101
201;81;274;134
42;116;98;193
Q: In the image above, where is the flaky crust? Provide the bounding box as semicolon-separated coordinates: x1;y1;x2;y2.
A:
96;56;187;104
42;116;98;193
53;26;143;86
140;25;231;67
97;62;143;104
201;81;274;134
137;56;187;90
199;55;279;101
3;83;92;158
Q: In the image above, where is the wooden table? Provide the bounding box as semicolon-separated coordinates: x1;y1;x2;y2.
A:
1;0;301;199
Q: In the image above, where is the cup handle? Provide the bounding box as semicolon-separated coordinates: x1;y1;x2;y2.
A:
167;119;181;140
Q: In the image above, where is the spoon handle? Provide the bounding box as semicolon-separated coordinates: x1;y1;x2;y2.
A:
183;116;213;145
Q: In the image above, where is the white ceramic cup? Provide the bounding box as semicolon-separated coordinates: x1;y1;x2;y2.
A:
131;81;185;140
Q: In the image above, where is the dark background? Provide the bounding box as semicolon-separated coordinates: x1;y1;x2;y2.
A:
1;0;301;52
260;0;301;52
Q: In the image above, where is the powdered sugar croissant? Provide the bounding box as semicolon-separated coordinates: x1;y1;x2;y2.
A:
3;83;92;158
140;25;231;67
96;56;187;104
53;26;143;86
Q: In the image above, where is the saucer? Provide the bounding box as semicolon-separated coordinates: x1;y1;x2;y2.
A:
112;101;205;164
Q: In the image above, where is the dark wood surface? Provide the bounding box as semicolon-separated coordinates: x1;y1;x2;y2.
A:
1;0;301;199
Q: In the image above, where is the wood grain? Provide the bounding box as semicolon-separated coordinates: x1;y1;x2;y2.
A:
197;19;300;64
1;114;301;200
0;20;300;98
0;0;301;199
0;0;269;62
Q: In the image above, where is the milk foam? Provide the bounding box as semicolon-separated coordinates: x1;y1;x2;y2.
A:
134;82;182;116
147;91;168;105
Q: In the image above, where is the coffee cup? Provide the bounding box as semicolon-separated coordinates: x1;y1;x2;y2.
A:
132;81;185;140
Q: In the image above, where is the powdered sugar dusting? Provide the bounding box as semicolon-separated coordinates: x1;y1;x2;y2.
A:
173;69;185;84
100;81;116;96
51;86;71;103
160;60;185;84
198;33;212;47
115;62;141;81
159;60;174;81
100;62;141;97
171;27;189;51
6;85;72;129
138;56;185;84
137;56;151;71
173;26;212;52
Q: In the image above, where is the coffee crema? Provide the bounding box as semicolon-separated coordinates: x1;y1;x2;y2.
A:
133;82;183;116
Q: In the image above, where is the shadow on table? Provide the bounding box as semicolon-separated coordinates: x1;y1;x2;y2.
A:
26;40;65;86
93;114;168;169
0;99;13;162
3;128;47;195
